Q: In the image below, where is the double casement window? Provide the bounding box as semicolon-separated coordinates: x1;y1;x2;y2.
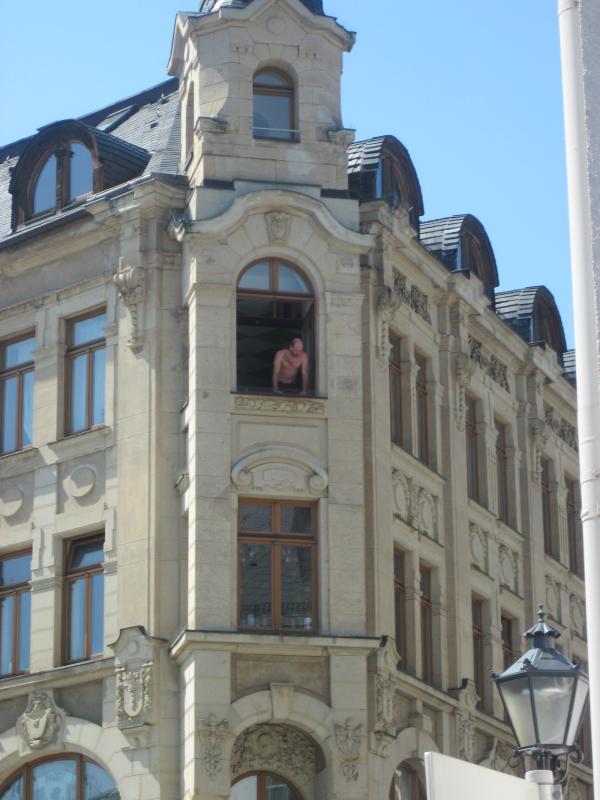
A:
0;755;119;800
65;310;106;434
0;333;35;455
0;551;31;677
495;419;509;524
420;564;433;685
465;396;480;502
393;549;407;668
253;69;296;141
64;536;104;663
238;500;317;633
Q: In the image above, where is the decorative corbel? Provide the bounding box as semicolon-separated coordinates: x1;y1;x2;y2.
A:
376;285;401;369
113;257;145;351
195;115;228;135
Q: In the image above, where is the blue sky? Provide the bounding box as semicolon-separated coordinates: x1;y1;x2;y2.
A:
0;1;572;345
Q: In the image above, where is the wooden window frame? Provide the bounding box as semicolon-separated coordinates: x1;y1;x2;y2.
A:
0;753;117;799
420;564;434;685
541;458;557;559
253;68;297;142
393;549;407;668
389;332;403;447
232;771;303;800
27;140;97;222
566;477;584;579
0;331;35;455
236;259;316;397
63;534;105;665
64;308;106;435
0;549;32;679
466;396;480;502
472;597;485;707
495;419;509;524
238;499;318;634
415;353;430;466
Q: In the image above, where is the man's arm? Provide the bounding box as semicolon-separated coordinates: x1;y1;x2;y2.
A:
272;350;283;392
301;353;309;394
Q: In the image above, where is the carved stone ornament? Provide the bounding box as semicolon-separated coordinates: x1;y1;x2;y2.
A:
199;714;230;779
376;285;401;369
545;575;562;623
392;469;440;541
265;211;291;243
545;406;578;452
232;446;328;497
469;523;489;574
468;336;510;393
565;776;582;800
454;352;473;430
569;594;586;639
374;637;402;739
234;395;325;416
530;419;547;483
478;737;515;774
16;691;65;756
113;256;145;350
335;719;362;782
498;544;519;594
231;724;316;783
0;485;25;520
449;680;479;764
393;270;432;324
116;662;153;729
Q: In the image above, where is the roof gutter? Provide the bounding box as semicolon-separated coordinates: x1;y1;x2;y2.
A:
558;0;600;791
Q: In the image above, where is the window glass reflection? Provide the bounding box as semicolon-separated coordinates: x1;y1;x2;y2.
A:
253;95;292;140
21;370;34;447
0;595;15;675
239;503;273;533
90;573;104;656
5;337;35;369
92;348;105;426
280;506;312;534
70;354;88;433
277;265;309;294
18;590;31;672
239;263;270;291
0;775;23;800
240;544;272;629
281;546;313;631
69;143;93;202
72;313;106;347
0;554;31;587
1;377;17;453
69;578;86;661
84;761;119;800
32;760;77;800
33;154;57;215
69;540;104;570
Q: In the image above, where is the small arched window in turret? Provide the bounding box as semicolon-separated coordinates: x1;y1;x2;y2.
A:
30;141;94;218
253;69;297;141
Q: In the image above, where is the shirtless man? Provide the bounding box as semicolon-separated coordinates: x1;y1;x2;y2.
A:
272;338;309;394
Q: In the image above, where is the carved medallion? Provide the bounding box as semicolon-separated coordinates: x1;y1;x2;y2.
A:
16;691;65;756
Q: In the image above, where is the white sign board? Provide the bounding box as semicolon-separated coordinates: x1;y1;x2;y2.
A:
425;752;539;800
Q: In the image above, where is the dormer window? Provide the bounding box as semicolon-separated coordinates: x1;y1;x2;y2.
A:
30;142;94;218
253;69;296;141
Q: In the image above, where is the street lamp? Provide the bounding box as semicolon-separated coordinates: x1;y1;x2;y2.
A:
492;605;589;781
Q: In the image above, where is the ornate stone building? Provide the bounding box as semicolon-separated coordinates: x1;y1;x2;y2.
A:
0;0;590;798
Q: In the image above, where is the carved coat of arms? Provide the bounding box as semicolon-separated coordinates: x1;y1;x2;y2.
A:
16;691;65;755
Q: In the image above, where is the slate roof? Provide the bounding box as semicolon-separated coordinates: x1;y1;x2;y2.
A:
562;349;576;386
495;286;567;355
419;215;470;271
0;78;181;244
199;0;324;14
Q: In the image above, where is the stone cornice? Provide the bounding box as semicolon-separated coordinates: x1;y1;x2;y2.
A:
168;189;373;253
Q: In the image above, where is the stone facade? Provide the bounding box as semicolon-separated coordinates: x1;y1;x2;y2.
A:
0;0;591;798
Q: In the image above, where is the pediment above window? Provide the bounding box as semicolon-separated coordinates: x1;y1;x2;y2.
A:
232;445;329;496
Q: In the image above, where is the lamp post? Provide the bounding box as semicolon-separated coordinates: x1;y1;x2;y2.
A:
492;605;589;786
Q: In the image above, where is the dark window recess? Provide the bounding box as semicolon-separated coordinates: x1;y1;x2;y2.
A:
389;333;403;447
0;333;35;455
390;762;427;800
420;565;433;685
394;549;407;669
466;397;479;502
541;459;558;559
566;478;584;579
472;597;485;707
501;615;515;672
231;772;302;800
496;420;509;524
253;69;296;141
237;260;315;395
415;354;429;466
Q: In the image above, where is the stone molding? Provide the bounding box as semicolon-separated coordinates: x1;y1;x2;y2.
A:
232;445;329;497
233;394;326;416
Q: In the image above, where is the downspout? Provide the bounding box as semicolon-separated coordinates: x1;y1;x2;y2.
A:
558;0;600;789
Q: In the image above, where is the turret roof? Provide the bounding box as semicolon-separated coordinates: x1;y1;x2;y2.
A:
199;0;324;15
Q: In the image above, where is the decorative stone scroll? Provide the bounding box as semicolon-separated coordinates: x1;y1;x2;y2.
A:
114;256;145;351
392;469;440;541
468;336;510;393
234;395;325;416
16;691;65;756
199;715;230;779
231;724;316;783
116;662;153;729
335;719;362;782
545;406;578;452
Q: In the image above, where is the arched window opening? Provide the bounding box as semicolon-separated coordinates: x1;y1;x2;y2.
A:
375;158;411;211
0;754;119;799
29;141;94;219
462;234;485;282
253;69;296;141
389;762;426;800
237;260;315;395
231;772;303;800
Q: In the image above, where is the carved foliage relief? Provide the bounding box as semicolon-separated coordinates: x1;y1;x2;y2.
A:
545;405;578;452
468;336;510;393
392;469;440;541
231;724;316;784
116;662;153;729
199;715;230;779
335;719;362;782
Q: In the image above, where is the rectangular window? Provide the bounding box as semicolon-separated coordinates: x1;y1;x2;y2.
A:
394;549;407;669
566;477;584;579
495;420;509;524
0;333;35;455
64;535;104;663
541;459;557;558
389;332;403;448
472;597;485;707
415;354;430;466
466;396;479;502
239;500;317;633
0;551;32;677
501;615;515;671
420;564;433;685
65;310;106;435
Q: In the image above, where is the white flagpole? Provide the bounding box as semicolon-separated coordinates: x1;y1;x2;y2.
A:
558;0;600;793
